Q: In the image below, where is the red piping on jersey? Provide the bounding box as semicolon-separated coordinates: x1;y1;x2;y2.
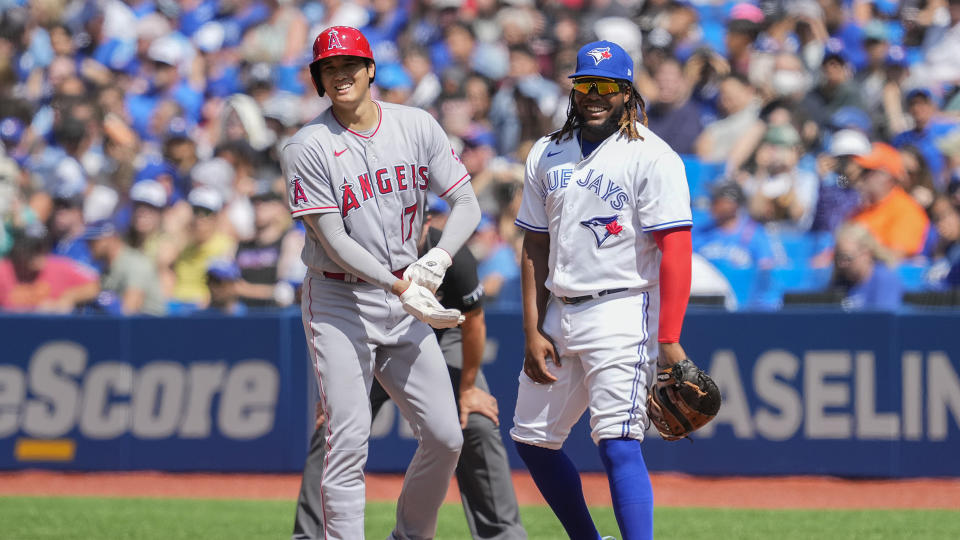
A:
439;173;470;197
306;276;331;540
292;206;338;215
332;100;383;139
653;226;692;344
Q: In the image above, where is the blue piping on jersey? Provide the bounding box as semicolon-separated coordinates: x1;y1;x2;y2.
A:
622;291;649;438
641;219;693;232
515;219;548;232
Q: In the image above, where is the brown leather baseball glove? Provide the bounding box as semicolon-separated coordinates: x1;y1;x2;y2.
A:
647;358;721;441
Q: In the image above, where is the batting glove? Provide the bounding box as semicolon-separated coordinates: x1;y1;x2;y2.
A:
399;282;464;329
403;247;452;293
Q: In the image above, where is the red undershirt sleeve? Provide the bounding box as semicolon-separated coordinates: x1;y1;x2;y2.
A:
652;226;692;344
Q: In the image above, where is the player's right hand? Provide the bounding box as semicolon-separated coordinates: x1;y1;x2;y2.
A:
403;247;452;293
399;281;465;329
523;332;559;384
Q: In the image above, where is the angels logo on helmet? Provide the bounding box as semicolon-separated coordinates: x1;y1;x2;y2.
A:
327;28;345;50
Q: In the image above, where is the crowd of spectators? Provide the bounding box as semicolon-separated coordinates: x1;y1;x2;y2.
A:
1;0;959;315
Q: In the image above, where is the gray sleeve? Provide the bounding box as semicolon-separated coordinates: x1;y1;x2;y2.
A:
308;213;402;291
435;182;481;256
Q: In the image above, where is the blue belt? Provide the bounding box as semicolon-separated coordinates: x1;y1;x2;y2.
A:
559;288;628;305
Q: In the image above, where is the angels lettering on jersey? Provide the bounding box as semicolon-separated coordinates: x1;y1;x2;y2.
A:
337;164;430;218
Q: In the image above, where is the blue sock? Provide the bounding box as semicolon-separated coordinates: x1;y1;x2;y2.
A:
514;441;600;540
599;438;653;540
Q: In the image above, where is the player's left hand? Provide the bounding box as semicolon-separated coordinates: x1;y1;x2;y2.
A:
399;281;465;328
658;342;687;368
403;247;452;293
459;386;499;428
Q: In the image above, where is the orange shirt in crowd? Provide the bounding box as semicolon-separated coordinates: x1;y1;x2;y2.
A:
850;186;930;256
0;256;98;311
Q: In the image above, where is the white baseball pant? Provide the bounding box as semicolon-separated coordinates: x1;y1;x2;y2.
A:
510;287;659;448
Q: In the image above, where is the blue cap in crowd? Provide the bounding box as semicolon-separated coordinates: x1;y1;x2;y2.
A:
830;106;872;133
906;87;939;107
81;219;119;241
165;117;191;140
569;40;634;82
136;159;177;183
822;38;847;65
463;127;497;149
0;117;24;145
886;44;909;67
207;259;241;281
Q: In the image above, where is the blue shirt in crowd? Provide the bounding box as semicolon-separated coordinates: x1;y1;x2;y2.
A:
842;263;903;311
693;215;776;270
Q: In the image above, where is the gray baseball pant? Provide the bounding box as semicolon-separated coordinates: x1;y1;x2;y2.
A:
295;275;462;540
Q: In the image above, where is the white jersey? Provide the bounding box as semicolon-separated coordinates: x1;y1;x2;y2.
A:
281;101;470;273
515;122;691;298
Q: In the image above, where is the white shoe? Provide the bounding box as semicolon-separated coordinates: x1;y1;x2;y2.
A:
600;536;618;540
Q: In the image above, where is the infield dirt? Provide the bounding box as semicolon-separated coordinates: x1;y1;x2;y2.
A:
1;471;958;509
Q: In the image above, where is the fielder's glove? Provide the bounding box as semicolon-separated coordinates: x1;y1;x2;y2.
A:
403;247;452;293
399;282;464;329
646;358;721;441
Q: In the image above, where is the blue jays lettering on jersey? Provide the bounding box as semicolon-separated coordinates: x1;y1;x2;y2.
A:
544;168;630;210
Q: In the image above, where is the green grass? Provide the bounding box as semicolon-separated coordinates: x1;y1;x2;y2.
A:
1;496;958;539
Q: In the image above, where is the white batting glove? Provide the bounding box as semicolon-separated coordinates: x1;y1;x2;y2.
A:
403;247;452;293
399;282;464;329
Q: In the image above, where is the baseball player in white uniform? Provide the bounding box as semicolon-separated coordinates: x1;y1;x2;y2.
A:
510;41;694;540
282;26;481;540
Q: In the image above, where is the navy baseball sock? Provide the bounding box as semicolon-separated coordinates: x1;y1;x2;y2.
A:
598;438;653;540
514;441;600;540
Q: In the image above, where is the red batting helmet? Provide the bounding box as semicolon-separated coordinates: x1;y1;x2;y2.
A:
311;26;374;65
309;26;375;97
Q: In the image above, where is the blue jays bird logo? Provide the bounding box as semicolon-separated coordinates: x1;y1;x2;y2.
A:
587;47;612;65
328;29;344;49
580;215;624;247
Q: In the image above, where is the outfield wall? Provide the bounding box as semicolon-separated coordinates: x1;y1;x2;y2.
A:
1;311;959;477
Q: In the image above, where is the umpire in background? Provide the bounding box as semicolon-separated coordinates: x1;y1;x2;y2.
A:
293;195;525;540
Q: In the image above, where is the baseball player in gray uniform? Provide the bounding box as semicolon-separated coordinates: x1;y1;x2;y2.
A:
282;26;481;540
294;199;525;540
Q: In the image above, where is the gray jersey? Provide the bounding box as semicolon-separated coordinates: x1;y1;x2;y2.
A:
281;101;470;273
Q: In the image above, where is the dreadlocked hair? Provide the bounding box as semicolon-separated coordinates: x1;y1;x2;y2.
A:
549;83;649;143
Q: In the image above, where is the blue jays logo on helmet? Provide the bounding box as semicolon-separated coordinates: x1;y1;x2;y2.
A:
570;40;634;82
587;47;612;65
580;215;624;247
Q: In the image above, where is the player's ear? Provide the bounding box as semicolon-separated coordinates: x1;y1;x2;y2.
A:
310;62;324;97
367;60;376;85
